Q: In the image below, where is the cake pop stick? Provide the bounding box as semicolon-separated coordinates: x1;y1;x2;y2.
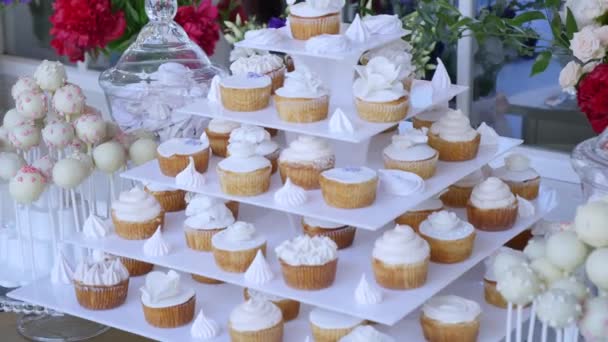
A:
45;192;58;255
506;303;513;342
70;189;80;230
52;157;88;230
78;183;87;222
541;322;548;342
527;300;537;342
557;328;563;342
14;201;27;277
515;305;523;342
24;205;37;281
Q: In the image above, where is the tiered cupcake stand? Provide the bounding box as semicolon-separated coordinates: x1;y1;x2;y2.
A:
8;25;557;341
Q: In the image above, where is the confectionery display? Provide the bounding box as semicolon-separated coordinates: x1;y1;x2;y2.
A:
72;257;130;310
275;67;330;123
217;143;272;196
140;270;196;328
418;211;476;264
211;221;267;273
111;187;164;240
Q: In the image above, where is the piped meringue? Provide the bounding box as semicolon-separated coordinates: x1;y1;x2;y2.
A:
191;309;220;340
517;195;535;218
432;58;451;93
50;251;74;285
176;157;206;188
143;227;170;257
329;108;355;134
378;169;424;196
305;34;351;54
244;250;274;284
345;14;369;43
354;274;383;304
477;122;499;145
274;178;307;206
83;214;112;239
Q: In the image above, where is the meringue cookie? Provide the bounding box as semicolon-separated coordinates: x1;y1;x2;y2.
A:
274;178;307;206
328;108;355;134
176;156;206;188
143;227;170;257
354;274;382;304
244;250;274;285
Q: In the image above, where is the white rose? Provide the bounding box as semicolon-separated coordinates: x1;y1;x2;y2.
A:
559;61;582;93
594;26;608;46
571;26;606;63
567;0;608;28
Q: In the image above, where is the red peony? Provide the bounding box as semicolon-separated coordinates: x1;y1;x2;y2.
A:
175;0;220;56
577;64;608;134
217;0;248;23
50;0;126;62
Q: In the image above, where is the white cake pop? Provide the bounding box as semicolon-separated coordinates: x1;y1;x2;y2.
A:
9;166;47;204
4;108;29;129
82;104;102;117
579;297;608;341
0;152;25;181
53;84;85;117
52;158;88;189
70;137;87;153
9;122;41;151
105;122;135;149
42;120;75;149
550;277;589;302
0;126;14;152
496;264;542;306
523;238;546;260
70;151;94;176
93;141;127;174
11;76;41;100
535;289;582;328
129;138;158;166
74;115;106;146
32;155;56;180
493;248;528;282
545;231;588;272
585;248;608;290
34;60;66;92
16;91;48;120
530;257;564;285
574;200;608;248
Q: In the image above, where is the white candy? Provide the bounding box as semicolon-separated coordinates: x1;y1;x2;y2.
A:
129;138;158;166
9;123;41;150
530;257;564;285
34;60;66;91
523;238;546;260
496;264;542;305
579;297;608;341
545;231;588;272
4;108;29;129
52;158;88;189
42;120;75;149
535;289;581;328
0;152;25;181
74;115;106;145
585;248;608;290
0;126;14;152
11;76;41;100
16;91;47;120
9;166;46;204
93;141;126;173
575;200;608;248
53;84;85;116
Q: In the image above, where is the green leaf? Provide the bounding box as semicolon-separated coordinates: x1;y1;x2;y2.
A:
531;51;552;76
509;11;545;26
546;0;560;8
565;7;578;40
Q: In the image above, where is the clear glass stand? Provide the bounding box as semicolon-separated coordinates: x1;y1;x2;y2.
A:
571;127;608;201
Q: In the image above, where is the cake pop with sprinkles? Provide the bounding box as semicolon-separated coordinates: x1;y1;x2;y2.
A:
9;165;47;204
535;289;582;329
74;115;106;147
11;76;41;100
34;60;66;92
4;108;29;129
42;119;75;149
9;122;41;151
0;152;25;181
53;83;85;118
16;91;47;120
32;155;56;180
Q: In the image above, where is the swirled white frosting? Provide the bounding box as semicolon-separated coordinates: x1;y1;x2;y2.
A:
157;138;208;158
353;56;406;102
378;169;425;196
321;166;377;184
83;214;112;239
112;187;162;222
363;41;414;80
191;309;220;340
309;308;363;329
362;14;404;35
430;110;478;142
143;227;170;257
454;169;486;187
140;270;195;308
207;119;240;134
279;135;334;167
274;178;308;206
184;204;235;230
229;125;270;145
493;153;539;182
339;326;395;342
212;221;266;252
419;211;474;241
255;139;279;156
303;216;346;229
289;0;344;17
383;128;437;162
372;225;429;265
275;235;338;266
230;54;284;75
470;177;516;209
329;108;355;134
305;34;352;54
218;142;271;173
185;194;224;216
517;196;536;218
176;157;206;188
229;298;282;332
275;67;328;99
74;258;129;286
422;295;481;324
244;250;274;285
220;74;271;89
50;251;73;285
345;14;369;43
354;274;383;304
243;28;285;45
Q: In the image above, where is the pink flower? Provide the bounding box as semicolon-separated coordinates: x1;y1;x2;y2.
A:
175;0;220;56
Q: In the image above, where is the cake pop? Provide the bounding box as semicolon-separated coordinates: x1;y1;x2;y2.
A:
579;297;608;341
9;166;46;204
4;108;29;129
9;122;41;152
129;138;158;166
11;76;41;100
0;126;14;152
34;60;66;92
93;141;127;174
32;155;56;180
52;158;88;190
70;137;87;153
585;248;608;291
530;257;564;285
574;200;608;248
74;115;106;147
42;120;75;150
53;84;85;118
0;152;25;181
523;238;546;260
535;289;581;329
545;231;588;272
16;91;47;120
71;151;95;176
492;248;527;282
550;277;589;302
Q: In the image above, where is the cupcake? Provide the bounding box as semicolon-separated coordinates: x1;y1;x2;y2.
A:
119;257;154;277
353;57;408;123
309;308;365;342
360;39;415;91
243;288;301;322
319;167;378;209
220;73;272;112
211;221;267;273
383;128;438;179
144;182;186;212
229;298;284;342
467;177;518;231
111;187;164;240
288;0;342;40
418;211;476;264
372;225;430;289
229;125;280;173
140;270;195;328
302;216;356;249
395;197;444;230
278;136;335;189
413;105;451;129
492;153;540;200
72;258;129;310
184;203;235;252
156;137;210;177
217;143;272;196
274;67;330;123
275;235;338;290
440;169;486;208
428;110;480;161
420;295;481;342
205;119;240;157
230;54;286;93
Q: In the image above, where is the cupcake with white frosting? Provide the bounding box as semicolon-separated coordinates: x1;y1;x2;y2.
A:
230;54;286;93
220;73;272;112
229;125;280;173
420;295;481;342
466;177;518;231
428;110;480;161
111;187;164;240
383;128;438;179
493;153;540;200
372;224;430;289
243;288;301;322
144;182;186;212
156;137;210;177
288;0;343;40
395;197;444;230
440;169;487;207
353;56;408;123
309;308;365;341
217;142;272;196
186;192;240;220
302;216;356;249
339;326;394;341
319;167;378;208
228;298;284;342
275;235;338;290
119;256;154;277
140;270;196;328
73;257;130;310
184;203;235;252
418;211;476;263
205;119;240;157
211;221;267;273
278;135;335;189
274;67;330;123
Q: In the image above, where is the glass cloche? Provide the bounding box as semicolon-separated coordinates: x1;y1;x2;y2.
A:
571;127;608;201
99;0;226;141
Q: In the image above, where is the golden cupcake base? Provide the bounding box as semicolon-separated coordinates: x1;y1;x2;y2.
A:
395;208;443;231
383;152;438;179
274;94;329;123
483;278;508;308
427;133;481;162
466;201;518;231
144;188;186;212
440;185;474;208
157;148;209;177
420;232;476;264
229;320;284;342
112;211;164;240
505;177;540;200
420;313;480;342
355;96;409;123
319;176;378;209
289;13;340;40
205;128;231;157
212;244;267;273
119;257;153;276
74;279;129;310
191;274;224;284
279;160;334;190
184;227;224;252
412;116;436;129
302;223;356;249
372;257;429;290
266;66;286;93
243;288;301;322
217;166;272;196
311;322;361;342
279;259;338;290
142;296;195;328
220;84;272;112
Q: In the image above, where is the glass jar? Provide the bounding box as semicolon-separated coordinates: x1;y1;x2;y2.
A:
571;128;608;202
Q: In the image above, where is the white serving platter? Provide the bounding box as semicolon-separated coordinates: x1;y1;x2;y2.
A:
120;137;521;231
